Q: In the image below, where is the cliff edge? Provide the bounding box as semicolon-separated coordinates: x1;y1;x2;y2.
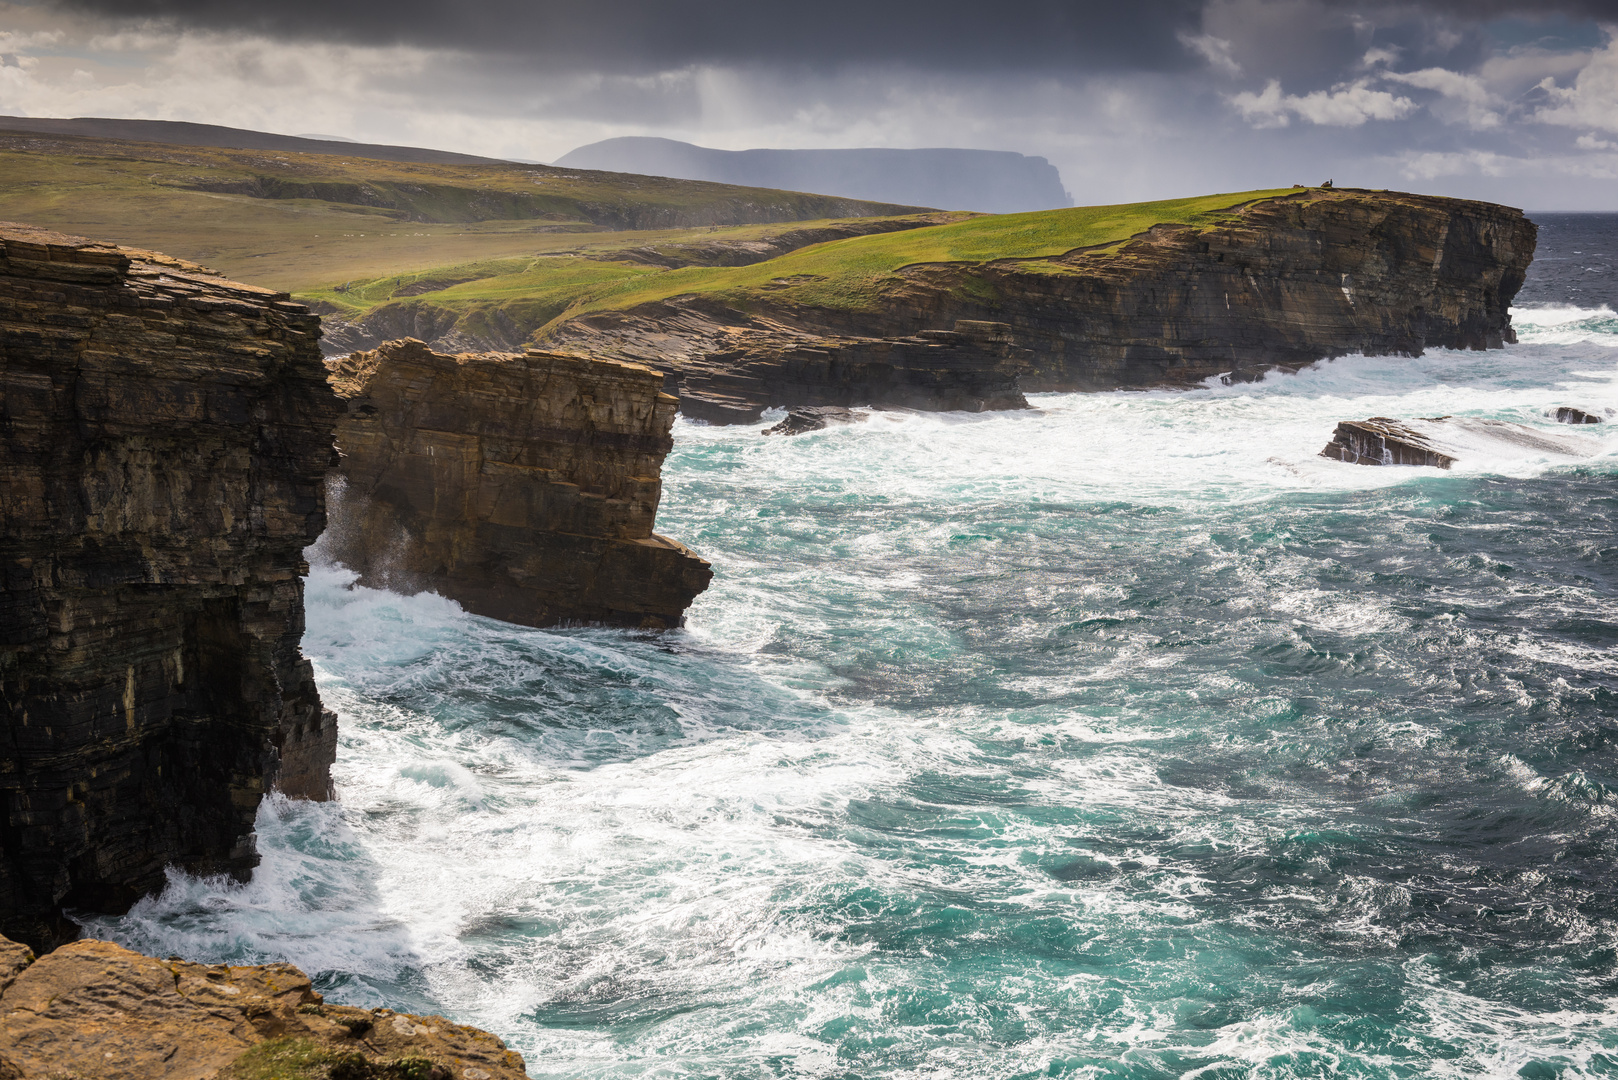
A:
545;188;1535;415
0;223;340;953
323;339;712;628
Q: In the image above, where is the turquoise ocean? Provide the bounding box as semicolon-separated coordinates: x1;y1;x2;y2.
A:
87;219;1618;1079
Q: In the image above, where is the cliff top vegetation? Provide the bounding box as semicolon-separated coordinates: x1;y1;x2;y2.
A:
0;128;921;291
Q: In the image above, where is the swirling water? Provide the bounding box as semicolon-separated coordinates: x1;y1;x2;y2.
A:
86;223;1618;1079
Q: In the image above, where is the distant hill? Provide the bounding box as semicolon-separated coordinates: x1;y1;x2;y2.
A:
0;116;501;166
554;138;1072;214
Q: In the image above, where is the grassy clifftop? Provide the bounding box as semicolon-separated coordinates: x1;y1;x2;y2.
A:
0;128;922;291
0;127;1296;351
299;189;1294;343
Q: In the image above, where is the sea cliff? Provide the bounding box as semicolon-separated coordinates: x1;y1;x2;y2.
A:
547;189;1535;417
323;339;712;628
0;224;339;952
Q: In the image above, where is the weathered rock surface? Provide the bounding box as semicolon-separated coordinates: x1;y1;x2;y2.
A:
556;313;1030;424
546;189;1535;415
0;223;340;953
0;932;529;1079
323;338;711;629
762;406;867;436
1320;418;1459;468
1321;415;1600;467
1552;405;1605;424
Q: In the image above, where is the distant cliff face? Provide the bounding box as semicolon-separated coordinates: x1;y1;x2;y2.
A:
324;339;712;628
555;137;1073;214
545;189;1534;418
863;189;1536;390
0;224;340;953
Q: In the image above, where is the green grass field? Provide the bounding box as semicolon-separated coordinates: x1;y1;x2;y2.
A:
0;131;919;291
298;188;1295;340
0;132;1296;344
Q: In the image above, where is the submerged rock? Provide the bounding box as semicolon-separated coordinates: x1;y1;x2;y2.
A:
1321;415;1600;467
1551;405;1605;424
0;932;529;1079
762;405;868;436
324;338;712;629
0;223;340;952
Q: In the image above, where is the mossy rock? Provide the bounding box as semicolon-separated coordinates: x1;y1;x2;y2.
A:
221;1037;447;1080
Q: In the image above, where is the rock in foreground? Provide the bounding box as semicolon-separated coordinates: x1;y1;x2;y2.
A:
324;339;712;629
0;223;339;953
0;932;528;1079
1321;415;1600;467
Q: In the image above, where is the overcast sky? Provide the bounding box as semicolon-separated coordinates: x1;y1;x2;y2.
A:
3;0;1618;208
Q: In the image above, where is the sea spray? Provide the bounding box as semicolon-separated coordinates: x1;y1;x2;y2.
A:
82;296;1618;1077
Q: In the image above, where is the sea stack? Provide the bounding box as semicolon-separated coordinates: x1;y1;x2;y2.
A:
0;223;340;952
324;338;713;628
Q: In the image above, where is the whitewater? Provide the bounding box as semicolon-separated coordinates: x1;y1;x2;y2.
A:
86;223;1618;1079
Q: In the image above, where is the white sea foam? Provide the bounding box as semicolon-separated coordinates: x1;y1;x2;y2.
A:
86;319;1618;1077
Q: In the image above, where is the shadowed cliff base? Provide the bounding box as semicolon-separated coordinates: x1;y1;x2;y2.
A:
321;339;712;629
0;223;340;954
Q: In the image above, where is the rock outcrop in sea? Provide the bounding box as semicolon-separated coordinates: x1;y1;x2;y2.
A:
323;338;712;628
549;189;1535;418
0;223;339;953
1320;415;1600;467
0;931;530;1078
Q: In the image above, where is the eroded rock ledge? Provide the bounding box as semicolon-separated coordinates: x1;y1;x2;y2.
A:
323;338;712;628
0;223;339;953
0;932;529;1079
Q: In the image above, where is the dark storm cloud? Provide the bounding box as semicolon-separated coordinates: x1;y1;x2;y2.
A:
40;0;1212;72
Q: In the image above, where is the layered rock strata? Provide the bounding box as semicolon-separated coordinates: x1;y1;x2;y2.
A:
556;313;1030;424
324;338;711;628
547;189;1535;415
0;932;529;1079
0;223;339;953
1321;415;1600;467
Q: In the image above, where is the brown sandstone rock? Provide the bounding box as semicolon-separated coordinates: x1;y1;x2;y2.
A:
0;223;341;953
0;933;528;1079
323;338;712;629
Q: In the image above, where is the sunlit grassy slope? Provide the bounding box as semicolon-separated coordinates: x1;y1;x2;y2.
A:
563;188;1298;317
0;129;1294;340
0;131;920;291
298;188;1295;335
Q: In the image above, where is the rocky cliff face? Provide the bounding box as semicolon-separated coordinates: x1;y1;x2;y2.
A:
546;189;1534;416
0;931;529;1079
550;311;1030;423
0;223;339;953
323;339;711;628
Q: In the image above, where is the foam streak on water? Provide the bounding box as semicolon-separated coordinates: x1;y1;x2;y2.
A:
86;314;1618;1079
